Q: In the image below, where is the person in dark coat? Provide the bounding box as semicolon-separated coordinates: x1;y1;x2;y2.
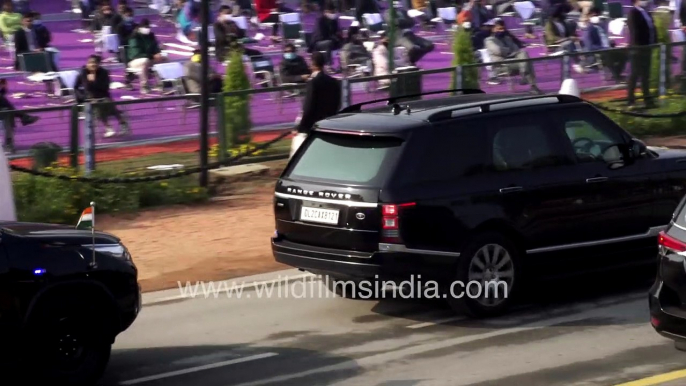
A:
74;55;129;138
291;51;341;157
13;13;35;70
309;2;342;66
279;42;311;83
627;0;657;107
296;51;341;135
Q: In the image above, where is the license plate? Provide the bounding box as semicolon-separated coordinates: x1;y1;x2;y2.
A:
300;207;339;225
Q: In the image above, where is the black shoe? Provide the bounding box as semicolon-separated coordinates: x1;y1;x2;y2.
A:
21;115;40;126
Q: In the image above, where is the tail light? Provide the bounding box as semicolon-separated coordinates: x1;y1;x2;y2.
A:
658;231;686;252
381;202;415;243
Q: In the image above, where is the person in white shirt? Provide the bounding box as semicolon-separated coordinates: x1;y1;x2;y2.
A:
372;31;391;88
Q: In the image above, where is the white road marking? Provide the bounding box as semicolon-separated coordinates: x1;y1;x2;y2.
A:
119;352;278;385
406;316;467;329
230;302;638;386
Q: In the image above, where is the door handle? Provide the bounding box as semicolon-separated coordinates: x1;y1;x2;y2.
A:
586;177;608;183
499;186;523;194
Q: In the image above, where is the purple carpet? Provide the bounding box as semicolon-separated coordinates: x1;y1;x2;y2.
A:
2;3;678;154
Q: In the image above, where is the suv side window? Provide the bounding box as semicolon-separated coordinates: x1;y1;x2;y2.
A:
490;115;566;172
412;121;487;183
556;107;626;164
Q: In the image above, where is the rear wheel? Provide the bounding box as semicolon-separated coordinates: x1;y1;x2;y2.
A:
26;301;114;385
446;232;521;318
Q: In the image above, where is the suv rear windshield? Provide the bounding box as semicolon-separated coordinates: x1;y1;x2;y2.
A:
286;132;404;186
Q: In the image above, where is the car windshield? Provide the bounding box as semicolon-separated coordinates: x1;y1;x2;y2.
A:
285;132;404;186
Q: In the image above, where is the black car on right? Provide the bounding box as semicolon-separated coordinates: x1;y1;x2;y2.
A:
273;90;686;318
650;197;686;350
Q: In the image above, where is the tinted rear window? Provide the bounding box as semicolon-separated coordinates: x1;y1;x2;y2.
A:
286;132;404;186
411;122;487;183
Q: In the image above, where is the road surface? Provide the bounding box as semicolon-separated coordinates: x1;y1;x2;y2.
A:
101;269;686;386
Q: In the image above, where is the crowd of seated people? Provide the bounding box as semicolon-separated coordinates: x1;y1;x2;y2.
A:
0;0;650;141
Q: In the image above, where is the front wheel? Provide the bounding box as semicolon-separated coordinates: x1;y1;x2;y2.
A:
27;305;113;385
446;232;521;318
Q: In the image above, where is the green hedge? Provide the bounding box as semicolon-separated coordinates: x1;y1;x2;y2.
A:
451;26;479;90
13;166;208;224
600;94;686;138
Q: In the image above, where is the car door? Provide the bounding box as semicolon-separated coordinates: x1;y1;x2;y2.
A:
481;111;590;253
550;105;660;251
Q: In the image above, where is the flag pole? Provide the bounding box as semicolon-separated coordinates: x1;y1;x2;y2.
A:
90;201;96;268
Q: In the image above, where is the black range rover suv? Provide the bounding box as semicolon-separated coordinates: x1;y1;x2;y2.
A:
272;90;686;317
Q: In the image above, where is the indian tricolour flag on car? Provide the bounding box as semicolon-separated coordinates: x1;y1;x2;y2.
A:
76;204;95;230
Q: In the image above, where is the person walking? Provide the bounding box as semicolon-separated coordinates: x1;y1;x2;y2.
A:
627;0;657;107
291;51;341;157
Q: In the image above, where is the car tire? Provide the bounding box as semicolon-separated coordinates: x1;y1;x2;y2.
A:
675;340;686;352
446;231;521;318
325;275;379;299
26;300;114;385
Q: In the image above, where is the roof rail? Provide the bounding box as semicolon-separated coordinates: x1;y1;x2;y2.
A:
338;89;486;114
426;94;583;122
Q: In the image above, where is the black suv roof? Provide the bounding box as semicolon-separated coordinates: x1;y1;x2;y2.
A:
315;90;584;135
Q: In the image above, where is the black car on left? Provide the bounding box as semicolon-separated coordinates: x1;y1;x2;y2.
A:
0;221;140;385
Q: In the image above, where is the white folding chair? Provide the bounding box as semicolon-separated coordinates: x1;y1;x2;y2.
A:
102;26;120;62
57;70;80;103
608;18;625;37
513;1;535;20
153;62;185;100
229;15;249;30
362;13;385;37
437;7;457;30
280;13;305;46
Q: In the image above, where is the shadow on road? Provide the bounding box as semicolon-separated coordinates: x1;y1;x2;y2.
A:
365;266;655;327
101;344;362;386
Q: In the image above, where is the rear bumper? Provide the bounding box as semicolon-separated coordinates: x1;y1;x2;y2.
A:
272;238;460;282
649;278;686;342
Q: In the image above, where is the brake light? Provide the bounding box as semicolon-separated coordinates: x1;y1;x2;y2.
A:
658;231;686;252
381;202;415;243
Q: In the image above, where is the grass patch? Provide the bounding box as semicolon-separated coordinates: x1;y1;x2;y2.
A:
596;94;686;138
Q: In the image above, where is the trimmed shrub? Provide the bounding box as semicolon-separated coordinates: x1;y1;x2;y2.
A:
223;49;252;148
13;166;208;224
650;12;671;90
451;26;479;90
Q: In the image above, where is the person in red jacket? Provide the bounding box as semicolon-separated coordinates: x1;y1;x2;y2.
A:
254;0;292;40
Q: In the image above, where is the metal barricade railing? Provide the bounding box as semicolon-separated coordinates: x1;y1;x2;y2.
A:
5;41;686;172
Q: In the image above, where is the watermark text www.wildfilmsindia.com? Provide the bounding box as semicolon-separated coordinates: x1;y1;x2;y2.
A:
177;275;509;300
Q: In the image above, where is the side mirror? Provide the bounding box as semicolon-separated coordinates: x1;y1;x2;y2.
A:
629;138;647;159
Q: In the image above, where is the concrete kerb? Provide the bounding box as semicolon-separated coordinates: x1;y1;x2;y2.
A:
142;269;319;305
